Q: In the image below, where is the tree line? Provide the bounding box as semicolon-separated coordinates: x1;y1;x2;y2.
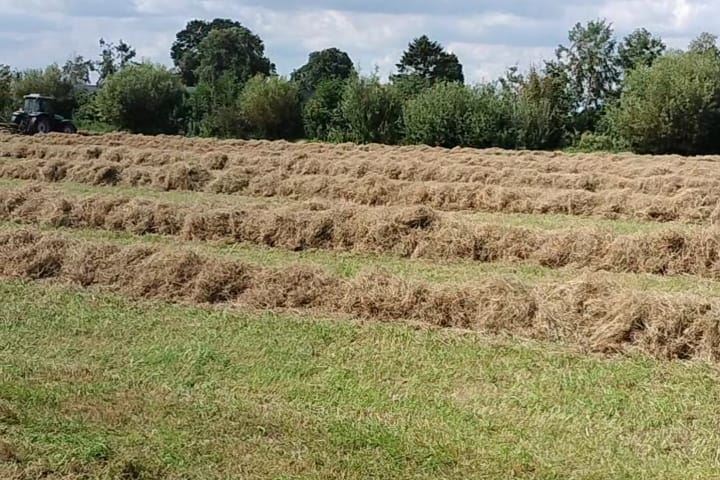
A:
2;18;720;154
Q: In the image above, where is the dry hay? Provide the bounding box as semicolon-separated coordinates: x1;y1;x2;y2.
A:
5;133;720;199
3;156;720;224
2;228;720;361
6;185;720;279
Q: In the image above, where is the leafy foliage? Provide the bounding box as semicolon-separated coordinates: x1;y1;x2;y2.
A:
513;69;571;150
613;51;720;154
239;76;302;140
403;82;480;147
618;28;666;73
171;19;246;86
95;63;184;134
339;76;404;144
197;27;274;85
392;35;464;92
291;48;355;99
403;82;516;148
11;65;78;117
303;79;347;141
185;74;246;138
97;39;136;83
0;64;12;120
688;32;720;57
555;20;620;115
62;55;95;85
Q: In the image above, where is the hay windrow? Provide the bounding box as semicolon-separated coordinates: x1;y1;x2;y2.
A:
6;185;720;279
4;133;720;224
3;157;720;224
2;228;720;361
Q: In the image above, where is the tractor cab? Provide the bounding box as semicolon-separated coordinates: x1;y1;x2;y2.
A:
22;94;55;115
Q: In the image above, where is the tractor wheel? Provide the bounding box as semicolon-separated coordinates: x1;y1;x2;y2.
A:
62;123;77;134
17;118;30;135
36;118;51;135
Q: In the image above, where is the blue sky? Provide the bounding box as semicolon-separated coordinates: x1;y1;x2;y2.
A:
0;0;715;82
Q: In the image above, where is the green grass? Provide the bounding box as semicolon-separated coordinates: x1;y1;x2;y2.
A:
1;280;720;479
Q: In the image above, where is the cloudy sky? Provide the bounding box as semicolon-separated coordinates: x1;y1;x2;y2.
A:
0;0;715;83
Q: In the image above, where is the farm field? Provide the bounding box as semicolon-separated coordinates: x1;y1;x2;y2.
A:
3;132;720;478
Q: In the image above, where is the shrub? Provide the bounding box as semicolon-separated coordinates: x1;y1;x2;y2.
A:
403;82;478;147
573;131;629;152
339;76;403;144
403;82;517;149
95;63;184;134
613;51;720;154
185;73;246;138
239;75;301;139
303;78;347;141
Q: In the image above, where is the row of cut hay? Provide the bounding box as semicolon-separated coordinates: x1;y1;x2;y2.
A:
8;131;720;169
6;185;720;279
2;158;718;223
10;130;720;173
3;139;720;196
2;227;720;361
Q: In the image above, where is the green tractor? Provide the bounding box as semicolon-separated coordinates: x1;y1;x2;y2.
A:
2;94;77;135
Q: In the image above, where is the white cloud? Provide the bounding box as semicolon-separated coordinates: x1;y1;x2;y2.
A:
1;0;719;83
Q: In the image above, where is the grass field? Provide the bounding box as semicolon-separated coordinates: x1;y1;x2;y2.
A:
3;132;720;478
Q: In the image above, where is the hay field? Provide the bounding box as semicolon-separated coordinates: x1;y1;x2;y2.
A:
3;132;720;478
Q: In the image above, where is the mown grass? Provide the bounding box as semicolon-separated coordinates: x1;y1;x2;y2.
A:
1;280;720;479
0;177;696;234
3;219;720;299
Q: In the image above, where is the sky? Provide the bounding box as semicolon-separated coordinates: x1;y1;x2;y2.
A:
0;0;717;83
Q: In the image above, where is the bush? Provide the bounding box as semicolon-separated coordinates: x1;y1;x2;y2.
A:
613;51;720;154
95;63;184;134
239;75;301;139
404;82;516;148
303;79;347;141
403;82;478;147
185;73;246;138
573;131;629;152
339;76;403;144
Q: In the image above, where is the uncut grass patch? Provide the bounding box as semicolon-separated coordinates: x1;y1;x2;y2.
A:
2;280;720;478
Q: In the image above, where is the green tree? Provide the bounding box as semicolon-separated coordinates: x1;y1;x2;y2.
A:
612;51;720;154
513;68;571;149
0;65;12;120
688;32;720;56
62;55;95;85
618;28;666;73
11;64;77;117
556;20;620;115
171;18;245;86
197;27;274;85
302;78;347;141
392;35;464;94
291;48;355;98
340;76;403;144
97;39;136;83
239;75;302;139
185;74;246;138
95;63;184;134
